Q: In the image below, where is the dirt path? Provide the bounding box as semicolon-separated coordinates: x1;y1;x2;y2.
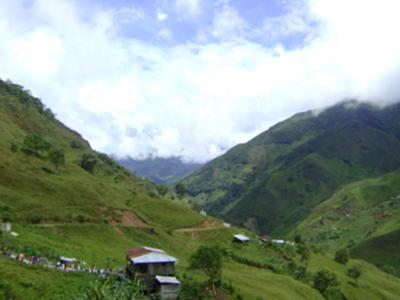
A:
174;219;228;233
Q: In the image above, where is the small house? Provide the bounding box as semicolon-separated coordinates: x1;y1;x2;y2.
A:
155;275;181;300
58;256;78;270
233;234;250;244
259;235;271;243
0;222;11;232
126;246;177;293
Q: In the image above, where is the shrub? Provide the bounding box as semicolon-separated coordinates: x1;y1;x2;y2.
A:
347;265;362;285
10;143;18;153
70;140;84;149
0;278;16;300
294;234;303;244
334;249;349;265
79;153;98;173
48;149;65;170
77;214;86;223
29;215;42;224
313;269;342;299
22;133;51;157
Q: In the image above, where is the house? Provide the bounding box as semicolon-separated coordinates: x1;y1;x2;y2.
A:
58;256;78;270
233;234;250;243
126;246;179;296
259;235;271;243
0;222;11;232
155;276;181;300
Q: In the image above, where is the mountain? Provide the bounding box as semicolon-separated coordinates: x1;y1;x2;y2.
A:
118;156;203;185
1;81;400;299
183;101;400;236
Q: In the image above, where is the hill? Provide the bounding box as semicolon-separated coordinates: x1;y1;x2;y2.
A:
1;80;400;299
117;156;203;184
183;101;400;236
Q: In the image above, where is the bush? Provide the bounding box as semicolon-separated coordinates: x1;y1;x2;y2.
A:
10;143;18;153
29;215;42;224
313;269;342;299
178;274;207;300
334;249;349;265
347;265;362;285
48;149;65;170
0;278;16;300
77;214;86;223
70;140;84;149
294;234;303;244
79;153;98;173
22;133;51;157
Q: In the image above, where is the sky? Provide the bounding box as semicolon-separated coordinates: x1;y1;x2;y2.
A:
1;0;400;163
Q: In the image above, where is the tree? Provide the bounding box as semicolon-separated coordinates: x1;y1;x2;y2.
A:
297;244;310;267
347;265;362;285
334;248;349;265
156;184;169;197
294;234;303;244
23;133;51;156
189;245;223;295
48;149;65;170
313;269;342;299
174;183;186;199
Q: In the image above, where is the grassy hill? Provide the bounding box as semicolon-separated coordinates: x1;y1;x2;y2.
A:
183;101;400;236
1;80;400;299
291;168;400;274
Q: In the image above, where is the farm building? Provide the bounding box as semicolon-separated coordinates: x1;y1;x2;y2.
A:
58;256;78;270
126;246;179;297
259;235;271;243
233;234;250;243
155;276;181;300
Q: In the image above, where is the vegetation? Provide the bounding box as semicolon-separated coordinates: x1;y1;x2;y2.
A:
312;269;342;299
183;101;400;236
1;80;400;299
75;276;143;300
347;265;362;285
189;245;224;295
334;249;349;265
48;149;65;170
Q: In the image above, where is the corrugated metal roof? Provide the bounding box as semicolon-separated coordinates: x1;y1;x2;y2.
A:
59;256;77;263
156;276;181;285
233;234;250;241
143;246;165;253
126;246;165;259
130;252;177;264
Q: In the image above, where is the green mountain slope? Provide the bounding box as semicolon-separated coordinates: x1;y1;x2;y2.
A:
292;169;400;274
1;81;400;299
183;101;400;235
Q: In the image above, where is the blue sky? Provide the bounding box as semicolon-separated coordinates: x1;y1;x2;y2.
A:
1;0;400;162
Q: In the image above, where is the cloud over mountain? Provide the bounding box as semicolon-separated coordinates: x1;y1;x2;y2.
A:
1;0;400;162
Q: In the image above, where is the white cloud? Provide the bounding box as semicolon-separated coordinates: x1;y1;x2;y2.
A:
157;11;168;21
175;0;201;17
1;0;400;163
211;3;248;40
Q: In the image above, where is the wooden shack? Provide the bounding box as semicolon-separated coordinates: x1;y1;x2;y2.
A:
155;276;180;300
233;234;250;244
126;246;177;293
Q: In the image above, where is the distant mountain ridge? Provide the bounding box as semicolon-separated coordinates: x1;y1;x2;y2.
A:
183;101;400;235
118;156;203;184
